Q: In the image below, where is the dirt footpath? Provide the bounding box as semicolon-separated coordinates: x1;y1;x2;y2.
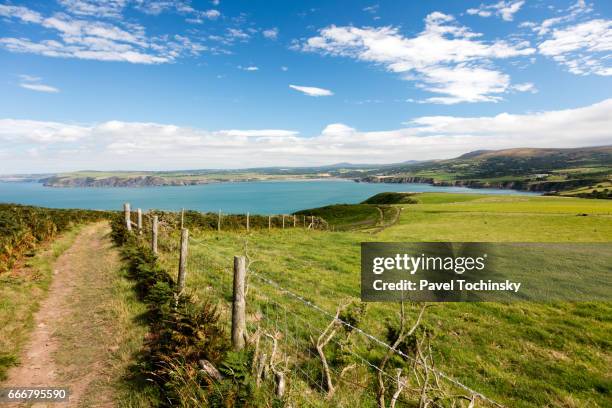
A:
3;222;122;407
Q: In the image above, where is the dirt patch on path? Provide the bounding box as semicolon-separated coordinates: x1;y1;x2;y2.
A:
3;222;121;407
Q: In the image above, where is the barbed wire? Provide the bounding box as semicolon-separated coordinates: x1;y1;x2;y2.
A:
252;296;420;407
188;236;209;246
248;270;504;408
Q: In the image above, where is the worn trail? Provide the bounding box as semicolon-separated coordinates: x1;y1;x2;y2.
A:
3;222;122;407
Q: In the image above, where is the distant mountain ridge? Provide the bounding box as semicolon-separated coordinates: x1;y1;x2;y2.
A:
357;145;612;198
456;145;612;160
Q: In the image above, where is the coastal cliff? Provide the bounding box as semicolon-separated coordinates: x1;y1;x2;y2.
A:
41;175;214;187
40;174;319;187
355;175;598;193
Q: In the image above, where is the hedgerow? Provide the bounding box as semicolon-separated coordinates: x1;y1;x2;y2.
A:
110;213;272;407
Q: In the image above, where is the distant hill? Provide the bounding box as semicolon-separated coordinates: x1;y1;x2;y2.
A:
3;146;610;198
4;161;419;187
457;146;612;160
357;145;612;198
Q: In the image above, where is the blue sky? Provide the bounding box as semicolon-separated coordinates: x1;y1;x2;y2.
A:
0;0;611;172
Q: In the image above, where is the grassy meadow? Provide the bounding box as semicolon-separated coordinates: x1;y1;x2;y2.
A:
150;193;611;407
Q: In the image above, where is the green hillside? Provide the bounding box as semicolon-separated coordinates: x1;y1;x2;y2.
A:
359;146;612;197
123;193;612;407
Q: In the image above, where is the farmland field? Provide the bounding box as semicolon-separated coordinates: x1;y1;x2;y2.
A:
152;193;612;407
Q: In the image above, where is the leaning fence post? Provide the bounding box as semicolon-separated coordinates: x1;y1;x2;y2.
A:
152;215;158;254
246;212;250;231
124;203;132;232
218;210;222;232
177;228;189;292
181;208;185;229
137;208;142;234
232;256;247;350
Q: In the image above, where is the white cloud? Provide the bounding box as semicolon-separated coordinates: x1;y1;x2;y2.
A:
289;85;334;97
58;0;127;18
0;119;88;143
406;99;612;152
363;5;379;14
207;27;256;48
281;66;288;71
204;9;220;19
527;0;592;36
218;130;299;137
466;1;524;22
519;1;610;76
3;99;610;172
538;19;612;76
20;83;60;93
262;28;279;40
519;0;593;36
18;74;60;93
134;0;220;21
418;64;510;104
299;12;534;103
321;123;355;137
227;28;250;40
18;74;41;82
511;82;538;93
0;5;208;64
239;65;259;71
0;4;43;23
186;9;220;23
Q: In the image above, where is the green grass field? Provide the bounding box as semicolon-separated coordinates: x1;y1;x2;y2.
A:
152;193;611;407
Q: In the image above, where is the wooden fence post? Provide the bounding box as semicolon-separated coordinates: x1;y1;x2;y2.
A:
177;228;189;292
268;215;271;230
303;215;306;228
124;203;132;232
282;215;285;229
152;215;158;255
137;208;142;234
232;256;247;350
293;215;297;227
218;210;222;232
181;208;185;230
246;212;250;231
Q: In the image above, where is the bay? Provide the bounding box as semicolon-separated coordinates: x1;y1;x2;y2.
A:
0;180;538;214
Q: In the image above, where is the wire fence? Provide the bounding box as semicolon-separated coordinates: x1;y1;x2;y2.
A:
124;203;505;407
247;271;503;407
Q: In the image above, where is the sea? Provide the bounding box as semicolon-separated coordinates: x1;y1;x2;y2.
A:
0;180;539;214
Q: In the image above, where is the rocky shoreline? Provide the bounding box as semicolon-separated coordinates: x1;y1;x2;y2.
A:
41;175;214;187
39;175;333;187
32;173;600;194
355;175;598;193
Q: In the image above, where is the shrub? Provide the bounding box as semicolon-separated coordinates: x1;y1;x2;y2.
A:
111;212;279;407
0;204;111;273
361;192;418;205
